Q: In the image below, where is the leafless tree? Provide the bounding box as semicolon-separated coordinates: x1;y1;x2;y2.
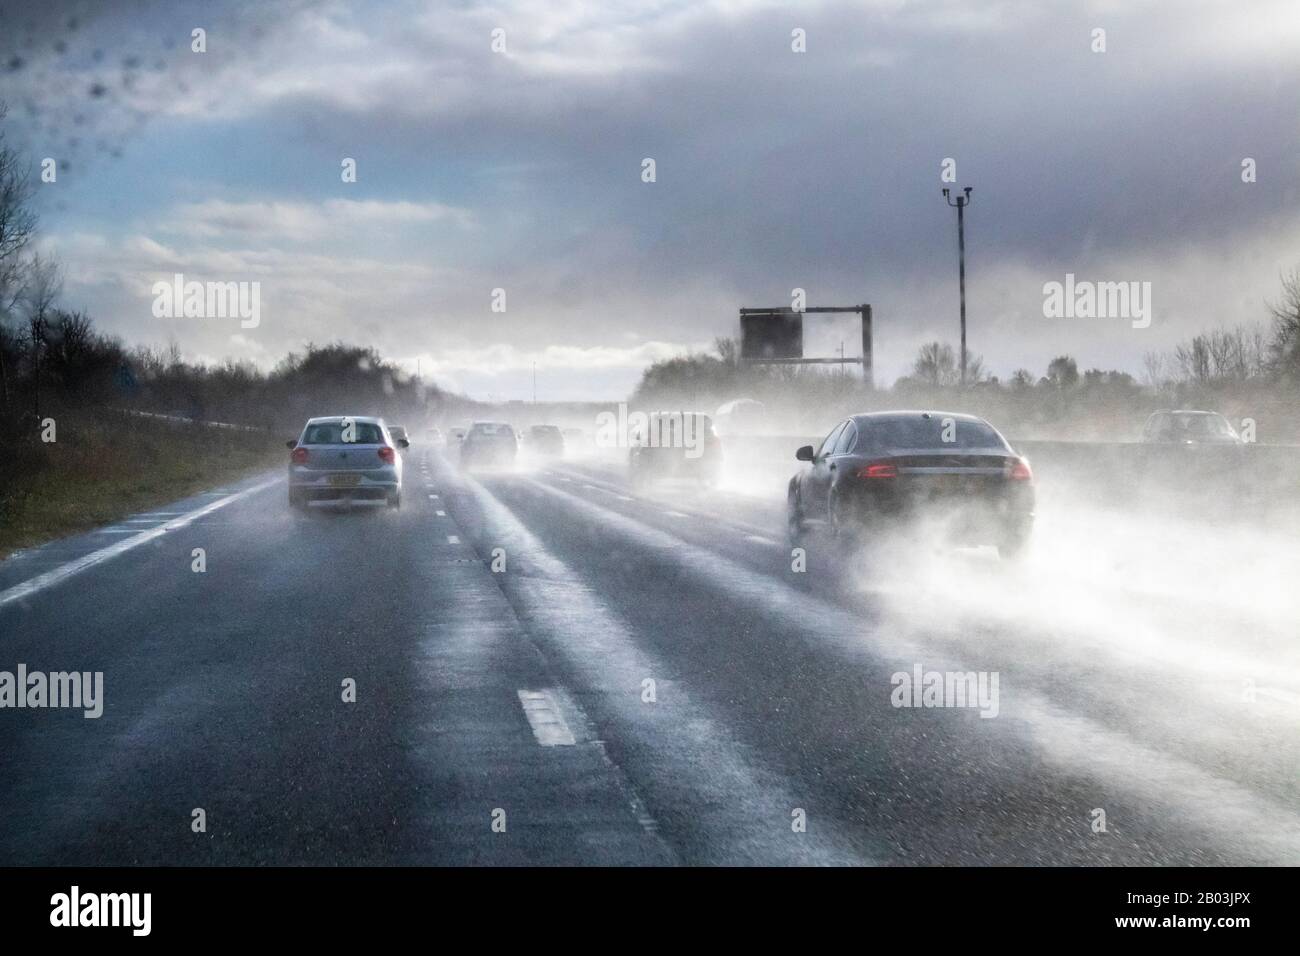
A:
1141;350;1167;389
1268;267;1300;377
22;252;62;418
0;102;38;408
714;336;739;365
1174;335;1211;385
912;341;957;386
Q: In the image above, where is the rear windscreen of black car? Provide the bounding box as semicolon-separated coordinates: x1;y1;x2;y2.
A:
860;418;1008;451
302;422;386;444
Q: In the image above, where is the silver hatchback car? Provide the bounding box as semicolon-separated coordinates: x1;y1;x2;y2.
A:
287;416;408;509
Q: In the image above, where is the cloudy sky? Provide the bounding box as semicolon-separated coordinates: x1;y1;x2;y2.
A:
3;0;1299;399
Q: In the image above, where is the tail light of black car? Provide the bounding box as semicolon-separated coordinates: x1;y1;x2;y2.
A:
856;461;898;479
1006;457;1032;481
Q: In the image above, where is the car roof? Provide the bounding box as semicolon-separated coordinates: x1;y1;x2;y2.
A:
305;415;384;425
848;410;989;425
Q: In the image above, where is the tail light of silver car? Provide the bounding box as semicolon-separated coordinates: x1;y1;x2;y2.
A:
291;446;309;464
378;446;396;464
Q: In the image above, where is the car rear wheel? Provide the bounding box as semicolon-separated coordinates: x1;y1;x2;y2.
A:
387;491;402;509
786;491;806;545
827;489;852;543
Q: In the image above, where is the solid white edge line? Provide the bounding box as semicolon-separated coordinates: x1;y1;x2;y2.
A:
0;477;279;610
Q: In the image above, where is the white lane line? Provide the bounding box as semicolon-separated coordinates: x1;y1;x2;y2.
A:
525;477;1300;863
569;479;634;502
0;477;279;611
664;511;689;519
746;534;779;546
121;518;165;524
133;512;184;518
447;535;460;544
462;475;853;863
435;510;446;517
517;689;577;746
427;494;438;499
94;529;138;535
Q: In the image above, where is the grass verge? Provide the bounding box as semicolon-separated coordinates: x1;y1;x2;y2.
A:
0;408;284;559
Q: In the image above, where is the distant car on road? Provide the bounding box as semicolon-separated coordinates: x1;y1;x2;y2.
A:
287;415;408;510
1140;410;1242;445
628;412;721;487
448;425;467;443
424;425;444;446
460;421;518;469
786;410;1034;558
388;425;409;446
525;424;565;457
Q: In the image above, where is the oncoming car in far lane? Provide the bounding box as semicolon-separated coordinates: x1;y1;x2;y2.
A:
287;415;408;510
1140;409;1242;445
786;410;1034;559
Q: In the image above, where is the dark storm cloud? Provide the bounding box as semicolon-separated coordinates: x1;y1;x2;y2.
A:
8;0;1300;392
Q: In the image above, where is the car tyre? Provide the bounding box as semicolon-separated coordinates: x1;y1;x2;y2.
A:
786;489;806;546
828;489;862;549
387;491;402;509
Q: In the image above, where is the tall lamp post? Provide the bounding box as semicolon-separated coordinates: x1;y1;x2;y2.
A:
942;185;973;385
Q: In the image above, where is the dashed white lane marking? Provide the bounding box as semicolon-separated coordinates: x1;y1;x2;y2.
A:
447;535;460;544
94;529;138;535
583;484;634;502
664;511;689;519
0;477;279;611
517;689;577;746
427;494;438;499
435;510;446;517
746;534;779;546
